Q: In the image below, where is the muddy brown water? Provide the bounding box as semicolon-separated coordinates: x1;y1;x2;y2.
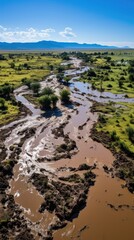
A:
3;61;134;239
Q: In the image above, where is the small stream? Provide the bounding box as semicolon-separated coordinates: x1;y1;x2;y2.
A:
2;58;134;239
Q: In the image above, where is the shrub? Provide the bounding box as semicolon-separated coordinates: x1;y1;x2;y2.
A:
110;130;119;141
39;95;51;109
22;78;32;88
31;82;41;95
56;73;64;82
98;114;107;123
0;98;6;109
107;84;112;88
60;89;70;103
41;87;54;96
126;127;134;143
64;76;71;85
0;84;13;99
50;94;59;108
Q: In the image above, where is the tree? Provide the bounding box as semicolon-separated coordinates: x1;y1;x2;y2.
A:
118;80;123;88
60;89;70;103
129;74;134;82
50;94;59;108
0;98;6;109
64;76;71;85
39;95;51;109
10;62;15;69
22;78;32;88
87;69;96;77
0;84;13;99
49;64;54;71
60;52;70;60
31;82;41;95
57;66;64;73
56;73;64;82
41;87;54;96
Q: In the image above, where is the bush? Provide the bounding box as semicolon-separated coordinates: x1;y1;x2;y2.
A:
41;87;54;96
60;89;70;103
126;127;134;143
0;98;6;109
0;84;13;99
64;76;71;85
50;94;59;108
87;69;96;77
107;84;112;88
56;73;64;82
110;130;119;141
98;114;107;123
129;74;134;82
22;78;32;88
119;141;132;156
39;95;51;109
31;82;41;95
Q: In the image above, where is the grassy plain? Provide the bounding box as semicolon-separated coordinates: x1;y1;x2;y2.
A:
0;52;62;87
93;102;134;155
0;52;62;125
81;49;134;97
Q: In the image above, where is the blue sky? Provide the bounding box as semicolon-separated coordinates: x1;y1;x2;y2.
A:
0;0;134;47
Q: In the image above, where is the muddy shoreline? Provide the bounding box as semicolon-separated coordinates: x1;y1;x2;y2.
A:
0;58;134;240
90;101;134;194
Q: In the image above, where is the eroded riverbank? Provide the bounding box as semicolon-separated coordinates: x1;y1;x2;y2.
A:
0;58;134;240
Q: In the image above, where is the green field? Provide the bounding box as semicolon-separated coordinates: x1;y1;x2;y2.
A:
0;52;62;125
0;100;19;125
0;52;62;87
93;102;134;155
80;49;134;97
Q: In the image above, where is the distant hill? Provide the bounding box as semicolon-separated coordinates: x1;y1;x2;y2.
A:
0;40;119;50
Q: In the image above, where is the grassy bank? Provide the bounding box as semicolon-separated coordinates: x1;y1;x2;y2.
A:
79;49;134;97
0;52;62;125
92;101;134;156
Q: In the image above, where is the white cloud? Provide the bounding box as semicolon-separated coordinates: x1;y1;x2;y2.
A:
0;25;55;42
0;25;7;32
59;27;76;39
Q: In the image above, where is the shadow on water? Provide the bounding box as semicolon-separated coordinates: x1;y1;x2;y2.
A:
62;101;74;109
41;107;63;118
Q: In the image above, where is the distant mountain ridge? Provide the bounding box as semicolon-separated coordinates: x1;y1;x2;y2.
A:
0;40;121;50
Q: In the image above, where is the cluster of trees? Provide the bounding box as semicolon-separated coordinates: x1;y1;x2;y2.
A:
22;78;41;95
0;97;6;110
0;84;13;99
128;60;134;82
60;52;70;61
23;77;71;110
0;84;14;111
38;87;70;110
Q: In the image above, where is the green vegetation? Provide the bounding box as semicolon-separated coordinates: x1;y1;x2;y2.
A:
60;88;71;103
93;102;134;156
0;52;62;124
0;101;19;125
30;82;41;95
38;87;59;109
0;52;62;87
78;50;134;97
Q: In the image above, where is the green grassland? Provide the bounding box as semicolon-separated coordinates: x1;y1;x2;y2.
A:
80;49;134;97
93;102;134;155
0;100;19;125
0;52;62;87
0;52;62;125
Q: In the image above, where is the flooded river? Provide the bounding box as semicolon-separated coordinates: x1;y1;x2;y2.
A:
1;59;134;239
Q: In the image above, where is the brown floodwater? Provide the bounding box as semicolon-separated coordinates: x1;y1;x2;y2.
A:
6;62;134;240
